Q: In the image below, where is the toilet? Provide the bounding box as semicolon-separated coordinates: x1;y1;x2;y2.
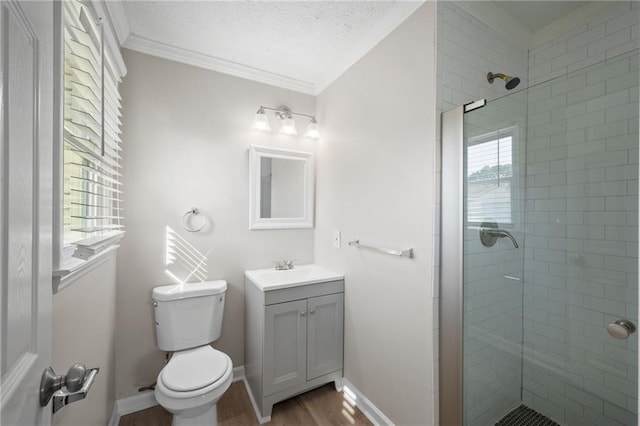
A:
152;280;233;426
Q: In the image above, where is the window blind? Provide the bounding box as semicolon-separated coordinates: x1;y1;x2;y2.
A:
63;0;123;258
466;133;514;224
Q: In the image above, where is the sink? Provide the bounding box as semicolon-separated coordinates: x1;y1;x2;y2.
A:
244;264;344;291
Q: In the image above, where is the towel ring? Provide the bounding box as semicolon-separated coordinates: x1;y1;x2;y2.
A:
182;208;206;233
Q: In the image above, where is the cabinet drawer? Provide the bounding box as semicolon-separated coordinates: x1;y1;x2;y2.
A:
264;280;344;305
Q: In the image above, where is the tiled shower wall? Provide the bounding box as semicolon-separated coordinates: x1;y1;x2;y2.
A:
435;2;529;423
522;3;639;425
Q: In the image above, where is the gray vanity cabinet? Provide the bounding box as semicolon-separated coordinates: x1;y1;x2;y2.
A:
245;278;344;422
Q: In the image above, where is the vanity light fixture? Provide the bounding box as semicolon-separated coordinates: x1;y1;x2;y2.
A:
252;105;320;139
251;107;271;131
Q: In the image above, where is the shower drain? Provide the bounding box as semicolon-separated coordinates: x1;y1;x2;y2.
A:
495;405;561;426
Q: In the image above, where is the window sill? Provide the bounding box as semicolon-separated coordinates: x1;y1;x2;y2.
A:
52;245;119;294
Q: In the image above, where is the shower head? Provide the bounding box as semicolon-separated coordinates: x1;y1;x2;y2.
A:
487;72;520;90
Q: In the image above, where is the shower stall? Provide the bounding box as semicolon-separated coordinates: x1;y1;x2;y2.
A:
440;49;639;425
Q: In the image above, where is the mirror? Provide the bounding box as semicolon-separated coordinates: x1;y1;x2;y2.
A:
249;145;314;229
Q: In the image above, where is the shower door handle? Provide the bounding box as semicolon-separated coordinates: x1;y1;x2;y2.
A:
607;319;636;340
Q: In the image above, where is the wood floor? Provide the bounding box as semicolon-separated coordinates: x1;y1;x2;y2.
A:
119;381;372;425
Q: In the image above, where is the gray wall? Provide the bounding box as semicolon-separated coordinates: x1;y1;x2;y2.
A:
116;50;316;398
53;257;117;425
314;4;438;424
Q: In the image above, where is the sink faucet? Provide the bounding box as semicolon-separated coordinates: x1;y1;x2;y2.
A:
275;260;294;270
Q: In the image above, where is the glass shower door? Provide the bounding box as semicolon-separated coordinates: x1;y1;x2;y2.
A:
462;51;639;426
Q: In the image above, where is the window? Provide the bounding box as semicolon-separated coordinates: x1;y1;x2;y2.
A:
466;128;515;224
55;0;124;285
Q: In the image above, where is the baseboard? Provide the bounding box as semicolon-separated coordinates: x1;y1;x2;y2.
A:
108;365;246;425
242;377;271;424
232;365;245;382
109;390;157;426
342;378;394;426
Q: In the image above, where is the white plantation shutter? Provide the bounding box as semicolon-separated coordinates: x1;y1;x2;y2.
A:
63;0;123;255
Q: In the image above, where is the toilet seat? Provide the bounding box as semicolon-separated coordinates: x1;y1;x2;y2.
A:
156;348;232;401
161;346;228;392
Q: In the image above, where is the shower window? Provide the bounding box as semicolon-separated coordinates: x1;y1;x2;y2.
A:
466;127;516;224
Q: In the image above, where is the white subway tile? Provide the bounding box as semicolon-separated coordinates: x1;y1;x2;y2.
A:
606;10;640;36
552;46;588;72
588;28;632;57
606;133;638;152
568;82;605;104
534;41;567;65
586;89;630;112
587;121;629;141
587;57;630;85
605;102;639;123
567;24;605;51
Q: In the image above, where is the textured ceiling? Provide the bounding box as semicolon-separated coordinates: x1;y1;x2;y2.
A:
119;1;423;94
116;1;594;94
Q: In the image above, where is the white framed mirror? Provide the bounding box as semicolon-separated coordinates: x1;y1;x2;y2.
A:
249;145;314;229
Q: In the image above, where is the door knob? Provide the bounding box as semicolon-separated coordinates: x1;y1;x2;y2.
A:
64;364;86;392
40;363;99;413
607;319;636;339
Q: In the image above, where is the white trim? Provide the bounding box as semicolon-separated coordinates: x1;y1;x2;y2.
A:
52;245;118;294
231;365;245;383
108;365;246;425
103;0;130;46
242;376;271;424
314;1;424;94
456;1;532;50
248;145;315;230
123;34;316;95
342;378;394;426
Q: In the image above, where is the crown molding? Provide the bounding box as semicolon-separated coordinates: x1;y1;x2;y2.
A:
123;34;317;95
104;0;130;45
315;1;425;94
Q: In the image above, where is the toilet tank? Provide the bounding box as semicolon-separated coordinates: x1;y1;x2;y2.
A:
152;280;227;351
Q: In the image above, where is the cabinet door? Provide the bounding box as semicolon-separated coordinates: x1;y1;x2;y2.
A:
264;299;307;395
307;293;344;380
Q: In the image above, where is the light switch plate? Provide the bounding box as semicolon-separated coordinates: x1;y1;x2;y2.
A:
333;230;341;248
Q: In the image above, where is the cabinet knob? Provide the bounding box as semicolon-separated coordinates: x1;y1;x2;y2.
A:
309;309;316;314
300;311;306;316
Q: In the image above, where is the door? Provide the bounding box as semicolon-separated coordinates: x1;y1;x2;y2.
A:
1;1;53;425
263;299;307;395
307;293;344;380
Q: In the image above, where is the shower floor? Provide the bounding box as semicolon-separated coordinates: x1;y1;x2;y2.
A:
495;405;560;426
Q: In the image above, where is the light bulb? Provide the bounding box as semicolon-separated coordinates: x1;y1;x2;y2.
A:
280;117;297;135
252;108;271;131
304;119;320;139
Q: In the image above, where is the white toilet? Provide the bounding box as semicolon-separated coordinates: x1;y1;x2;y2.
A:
152;280;233;426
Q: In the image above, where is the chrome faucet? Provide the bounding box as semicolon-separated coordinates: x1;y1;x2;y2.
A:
275;260;294;270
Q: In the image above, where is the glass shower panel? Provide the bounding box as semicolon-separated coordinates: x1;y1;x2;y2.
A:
463;90;528;425
463;50;639;426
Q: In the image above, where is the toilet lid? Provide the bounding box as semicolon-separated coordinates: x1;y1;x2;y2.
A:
161;346;229;392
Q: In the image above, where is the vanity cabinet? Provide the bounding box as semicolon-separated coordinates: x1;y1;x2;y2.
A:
245;277;344;422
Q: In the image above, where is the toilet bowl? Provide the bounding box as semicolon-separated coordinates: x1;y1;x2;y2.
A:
155;346;233;426
152;280;232;426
